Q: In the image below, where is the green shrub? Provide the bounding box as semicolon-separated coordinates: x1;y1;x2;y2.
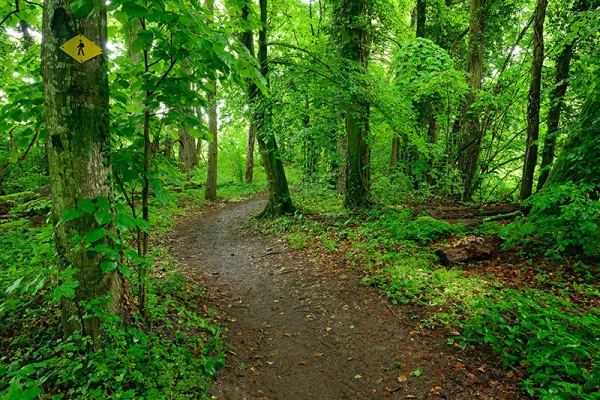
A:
395;216;459;243
458;289;600;399
501;182;600;256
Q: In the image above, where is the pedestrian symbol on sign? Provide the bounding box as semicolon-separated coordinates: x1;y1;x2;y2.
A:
77;40;85;56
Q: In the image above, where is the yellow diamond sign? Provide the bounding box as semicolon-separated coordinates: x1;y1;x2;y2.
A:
60;34;102;64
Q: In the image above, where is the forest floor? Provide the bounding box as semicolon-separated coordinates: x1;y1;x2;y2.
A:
161;196;528;400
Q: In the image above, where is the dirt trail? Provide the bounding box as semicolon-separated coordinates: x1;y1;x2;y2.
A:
166;197;526;400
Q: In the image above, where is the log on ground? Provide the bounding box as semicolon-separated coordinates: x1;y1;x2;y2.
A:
435;235;503;266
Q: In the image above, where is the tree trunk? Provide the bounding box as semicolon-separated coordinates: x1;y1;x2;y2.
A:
178;129;197;176
41;0;125;344
241;2;257;185
245;124;256;183
336;133;346;194
457;0;484;202
520;0;547;201
255;0;295;217
543;88;600;188
536;43;572;191
338;0;372;207
205;82;218;200
390;134;400;172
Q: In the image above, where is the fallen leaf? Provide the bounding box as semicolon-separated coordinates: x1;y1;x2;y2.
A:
298;360;307;365
314;352;323;357
326;326;332;331
398;374;407;382
429;386;442;395
354;374;362;379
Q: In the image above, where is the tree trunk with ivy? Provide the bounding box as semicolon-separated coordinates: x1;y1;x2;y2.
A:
205;3;218;201
41;0;125;345
457;0;484;202
336;0;372;207
205;82;218;201
543;88;600;188
241;1;256;184
178;129;197;176
520;0;547;201
254;0;296;217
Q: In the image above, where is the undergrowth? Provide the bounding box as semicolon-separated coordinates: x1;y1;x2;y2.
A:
0;190;225;399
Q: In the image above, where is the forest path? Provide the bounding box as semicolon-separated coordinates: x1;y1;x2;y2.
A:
165;196;525;400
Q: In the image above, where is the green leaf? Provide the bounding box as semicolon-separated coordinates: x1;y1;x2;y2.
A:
130;39;145;55
114;213;137;232
60;209;83;223
411;367;422;377
121;1;148;17
70;0;94;18
95;196;111;210
101;260;118;273
78;198;96;214
94;210;114;226
53;279;80;301
5;277;23;294
85;228;106;244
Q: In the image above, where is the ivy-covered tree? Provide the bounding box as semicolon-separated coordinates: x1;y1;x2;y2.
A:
41;0;126;343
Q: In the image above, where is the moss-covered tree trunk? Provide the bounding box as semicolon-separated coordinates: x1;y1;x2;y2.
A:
178;129;197;176
205;82;218;201
255;0;295;217
41;0;125;344
205;2;218;201
241;2;257;185
337;0;372;207
520;0;547;201
543;88;600;188
457;0;484;202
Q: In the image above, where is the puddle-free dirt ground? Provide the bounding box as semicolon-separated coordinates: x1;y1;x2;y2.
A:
163;197;528;399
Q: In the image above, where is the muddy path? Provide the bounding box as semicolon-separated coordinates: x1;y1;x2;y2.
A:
164;197;527;400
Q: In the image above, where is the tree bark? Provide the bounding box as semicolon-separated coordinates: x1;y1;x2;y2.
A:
543;88;600;188
390;134;400;172
178;129;197;176
241;2;257;184
41;0;125;344
457;0;484;202
205;3;218;201
338;0;372;207
245;124;256;183
255;0;295;216
520;0;547;201
205;82;218;200
536;43;572;192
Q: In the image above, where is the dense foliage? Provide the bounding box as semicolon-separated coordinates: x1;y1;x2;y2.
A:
1;0;599;397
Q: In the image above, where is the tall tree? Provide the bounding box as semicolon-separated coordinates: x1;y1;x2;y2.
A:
255;0;296;216
457;0;484;201
241;2;257;184
520;0;548;201
205;2;218;201
178;128;198;175
537;0;594;191
336;0;372;207
41;0;125;343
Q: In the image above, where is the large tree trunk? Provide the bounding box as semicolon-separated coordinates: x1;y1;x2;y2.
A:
41;0;125;345
536;42;572;192
255;0;295;217
245;124;256;183
241;2;257;185
457;0;484;202
178;129;197;175
543;88;600;188
205;82;218;200
338;0;372;207
520;0;547;201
